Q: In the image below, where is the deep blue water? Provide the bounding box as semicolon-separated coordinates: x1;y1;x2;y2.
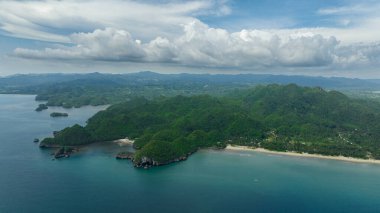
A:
1;94;380;213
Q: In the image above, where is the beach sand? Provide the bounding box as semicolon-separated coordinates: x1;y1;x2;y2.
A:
225;145;380;165
113;138;134;146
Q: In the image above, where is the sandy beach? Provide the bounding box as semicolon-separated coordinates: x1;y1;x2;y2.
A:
113;138;134;146
225;145;380;165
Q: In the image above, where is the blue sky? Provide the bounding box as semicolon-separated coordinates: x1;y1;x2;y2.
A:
203;0;341;29
0;0;379;78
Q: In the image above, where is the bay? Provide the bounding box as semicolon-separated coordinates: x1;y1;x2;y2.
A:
1;94;380;213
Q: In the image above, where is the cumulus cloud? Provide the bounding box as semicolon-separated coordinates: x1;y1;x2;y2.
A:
16;21;371;69
334;42;380;67
3;0;380;73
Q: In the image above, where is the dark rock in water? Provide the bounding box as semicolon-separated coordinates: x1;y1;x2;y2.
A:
39;144;56;149
132;156;153;168
35;104;48;112
141;157;153;166
39;144;47;148
33;138;39;143
50;112;68;117
54;147;75;159
115;152;134;160
116;150;196;169
133;152;193;169
39;141;60;149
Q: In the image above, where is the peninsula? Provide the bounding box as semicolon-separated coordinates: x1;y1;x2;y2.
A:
40;84;380;168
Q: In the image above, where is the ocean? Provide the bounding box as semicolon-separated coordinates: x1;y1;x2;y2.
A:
1;94;380;213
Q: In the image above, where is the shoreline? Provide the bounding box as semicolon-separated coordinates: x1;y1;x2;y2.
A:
225;145;380;165
113;138;134;146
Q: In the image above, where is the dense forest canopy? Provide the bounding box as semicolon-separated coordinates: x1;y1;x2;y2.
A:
41;84;380;166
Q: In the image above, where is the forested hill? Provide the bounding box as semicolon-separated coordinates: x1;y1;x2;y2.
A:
41;84;380;167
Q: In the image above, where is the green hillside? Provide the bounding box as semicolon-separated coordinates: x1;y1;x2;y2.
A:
41;84;380;167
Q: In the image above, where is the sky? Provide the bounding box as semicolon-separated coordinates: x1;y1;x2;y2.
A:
0;0;379;78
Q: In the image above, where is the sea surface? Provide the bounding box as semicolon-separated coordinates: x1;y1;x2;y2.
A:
1;94;380;213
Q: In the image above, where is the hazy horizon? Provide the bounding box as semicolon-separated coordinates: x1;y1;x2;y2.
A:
1;70;380;80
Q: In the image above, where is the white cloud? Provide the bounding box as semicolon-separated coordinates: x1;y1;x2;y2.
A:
14;28;146;61
314;2;380;44
334;42;380;67
0;0;230;42
2;0;380;74
317;4;375;15
1;0;379;45
171;22;340;68
15;21;376;69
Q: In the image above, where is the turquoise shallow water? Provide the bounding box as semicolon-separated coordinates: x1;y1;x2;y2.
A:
1;94;380;213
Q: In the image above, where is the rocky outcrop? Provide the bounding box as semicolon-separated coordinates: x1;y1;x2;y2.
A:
39;143;60;149
54;147;75;159
35;104;48;112
115;152;134;160
132;152;193;169
50;112;68;117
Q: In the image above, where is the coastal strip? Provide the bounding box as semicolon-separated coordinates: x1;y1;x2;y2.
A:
225;145;380;165
113;138;134;146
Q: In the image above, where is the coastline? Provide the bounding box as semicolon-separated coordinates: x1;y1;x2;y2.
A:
113;138;134;146
225;145;380;165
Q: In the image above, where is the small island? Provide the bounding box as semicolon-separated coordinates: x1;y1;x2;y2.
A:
50;112;68;117
35;104;48;112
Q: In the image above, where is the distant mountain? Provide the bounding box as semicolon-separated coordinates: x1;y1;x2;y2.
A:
1;72;380;108
1;71;379;90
